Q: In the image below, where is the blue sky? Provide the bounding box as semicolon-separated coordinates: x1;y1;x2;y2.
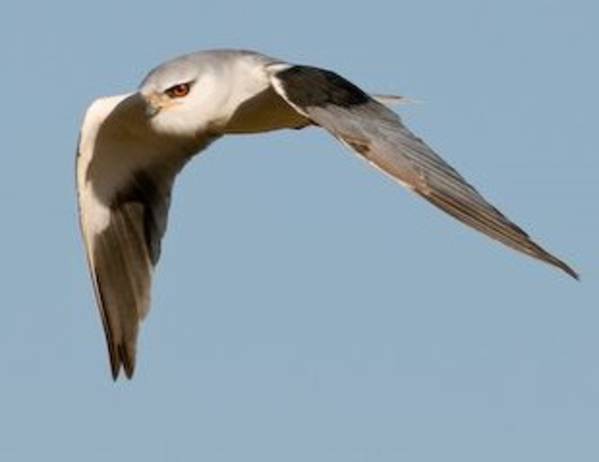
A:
1;1;597;460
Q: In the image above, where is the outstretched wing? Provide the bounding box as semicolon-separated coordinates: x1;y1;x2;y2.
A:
76;93;196;379
269;65;577;279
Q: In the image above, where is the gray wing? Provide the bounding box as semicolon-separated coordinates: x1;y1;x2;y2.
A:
77;93;194;379
270;65;577;279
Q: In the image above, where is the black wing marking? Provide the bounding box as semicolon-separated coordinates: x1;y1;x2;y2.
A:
271;65;578;279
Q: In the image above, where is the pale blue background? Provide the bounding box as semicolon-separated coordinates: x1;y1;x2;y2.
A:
1;1;597;460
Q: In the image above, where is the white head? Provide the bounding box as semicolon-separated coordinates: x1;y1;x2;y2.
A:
139;51;238;139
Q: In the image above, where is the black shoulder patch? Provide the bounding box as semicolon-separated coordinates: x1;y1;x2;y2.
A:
276;65;370;109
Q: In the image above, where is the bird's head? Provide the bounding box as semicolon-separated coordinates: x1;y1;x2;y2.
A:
139;53;233;139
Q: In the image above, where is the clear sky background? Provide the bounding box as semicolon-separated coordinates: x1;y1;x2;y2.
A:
1;1;597;460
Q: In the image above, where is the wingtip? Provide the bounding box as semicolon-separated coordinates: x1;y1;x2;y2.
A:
107;345;136;381
558;262;580;281
109;358;120;381
123;366;135;380
109;365;135;381
540;250;579;281
118;344;136;380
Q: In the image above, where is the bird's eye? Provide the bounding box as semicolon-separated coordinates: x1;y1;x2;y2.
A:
164;83;191;98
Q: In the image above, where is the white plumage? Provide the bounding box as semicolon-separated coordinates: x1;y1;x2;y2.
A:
76;49;577;379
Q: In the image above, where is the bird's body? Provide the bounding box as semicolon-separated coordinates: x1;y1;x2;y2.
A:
76;49;577;379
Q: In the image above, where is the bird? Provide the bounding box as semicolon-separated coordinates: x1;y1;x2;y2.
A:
76;49;577;379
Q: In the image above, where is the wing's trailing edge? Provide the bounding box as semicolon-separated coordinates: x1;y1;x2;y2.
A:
269;65;578;280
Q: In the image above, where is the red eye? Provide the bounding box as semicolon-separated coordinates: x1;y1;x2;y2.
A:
165;83;191;98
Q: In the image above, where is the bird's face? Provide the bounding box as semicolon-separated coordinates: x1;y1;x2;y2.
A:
139;61;232;139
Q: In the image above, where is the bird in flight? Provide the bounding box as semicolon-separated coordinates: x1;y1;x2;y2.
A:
76;49;577;379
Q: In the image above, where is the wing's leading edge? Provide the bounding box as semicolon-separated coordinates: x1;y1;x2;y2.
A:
76;93;197;379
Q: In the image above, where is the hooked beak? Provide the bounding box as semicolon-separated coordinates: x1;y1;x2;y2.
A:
143;92;163;118
142;91;176;118
145;103;160;117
